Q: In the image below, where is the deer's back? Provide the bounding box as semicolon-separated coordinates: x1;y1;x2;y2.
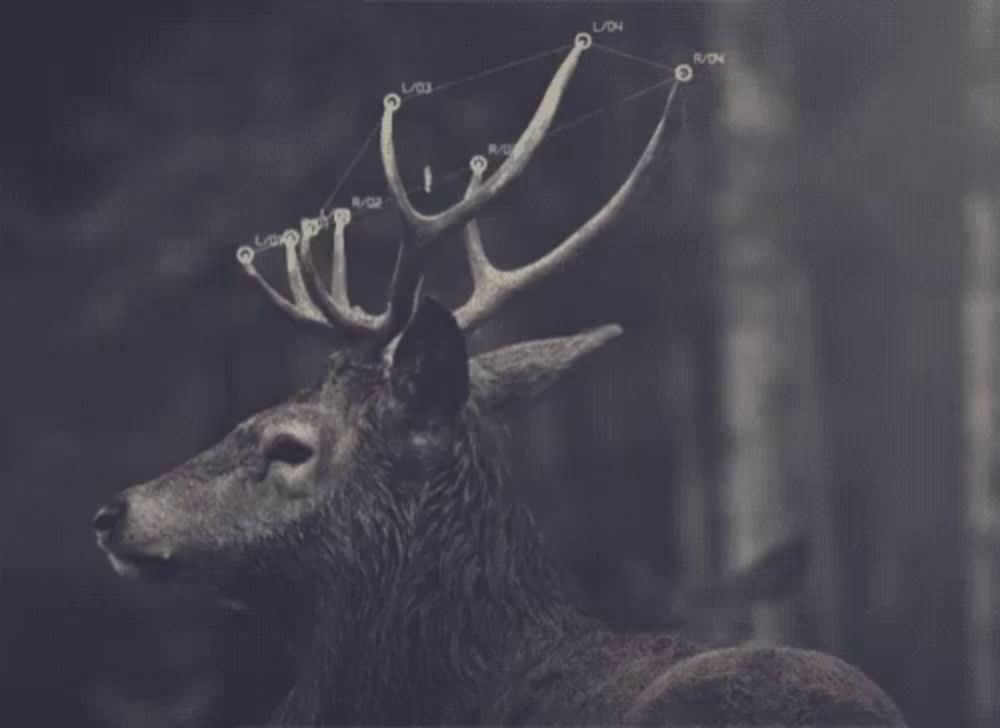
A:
484;631;907;726
482;628;701;724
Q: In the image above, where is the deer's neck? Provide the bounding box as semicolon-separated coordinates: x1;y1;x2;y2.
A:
275;426;584;725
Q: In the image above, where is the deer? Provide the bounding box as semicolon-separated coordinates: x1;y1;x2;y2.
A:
93;35;908;727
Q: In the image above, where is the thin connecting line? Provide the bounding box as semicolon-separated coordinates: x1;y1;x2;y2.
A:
321;121;380;215
545;77;674;140
318;43;569;214
313;42;679;222
421;44;572;98
412;76;676;197
339;74;678;227
591;42;676;73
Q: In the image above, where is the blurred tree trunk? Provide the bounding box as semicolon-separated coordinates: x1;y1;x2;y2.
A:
669;336;714;599
964;0;1000;724
795;4;966;726
710;4;824;645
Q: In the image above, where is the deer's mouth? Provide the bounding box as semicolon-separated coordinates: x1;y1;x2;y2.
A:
105;549;180;582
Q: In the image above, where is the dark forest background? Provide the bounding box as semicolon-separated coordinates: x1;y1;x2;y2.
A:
0;1;995;727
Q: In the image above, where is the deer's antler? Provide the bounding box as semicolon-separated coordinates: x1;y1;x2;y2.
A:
238;34;677;343
455;80;678;333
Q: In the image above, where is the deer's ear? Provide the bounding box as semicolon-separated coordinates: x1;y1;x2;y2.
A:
388;297;470;419
469;324;622;412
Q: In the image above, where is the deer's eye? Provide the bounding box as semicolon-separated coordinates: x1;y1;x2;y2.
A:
263;434;314;466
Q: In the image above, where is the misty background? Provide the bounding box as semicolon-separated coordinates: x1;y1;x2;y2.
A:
0;1;993;727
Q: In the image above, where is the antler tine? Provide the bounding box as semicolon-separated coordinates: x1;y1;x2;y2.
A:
454;79;679;334
296;213;393;338
329;208;352;309
238;227;326;325
238;213;394;339
461;158;494;290
381;35;592;253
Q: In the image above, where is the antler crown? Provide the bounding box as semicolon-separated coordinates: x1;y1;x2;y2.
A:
237;33;679;346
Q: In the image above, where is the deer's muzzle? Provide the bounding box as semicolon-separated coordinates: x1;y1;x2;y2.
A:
93;496;179;581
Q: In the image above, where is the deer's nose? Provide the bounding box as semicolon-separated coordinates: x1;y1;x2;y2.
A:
92;499;127;536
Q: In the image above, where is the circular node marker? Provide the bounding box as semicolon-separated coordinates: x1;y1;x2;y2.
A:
575;32;592;50
383;93;402;111
301;218;320;238
675;64;694;83
236;246;254;264
281;229;301;246
334;208;352;225
469;155;488;174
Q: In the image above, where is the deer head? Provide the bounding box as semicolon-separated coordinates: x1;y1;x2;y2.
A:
93;36;677;606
